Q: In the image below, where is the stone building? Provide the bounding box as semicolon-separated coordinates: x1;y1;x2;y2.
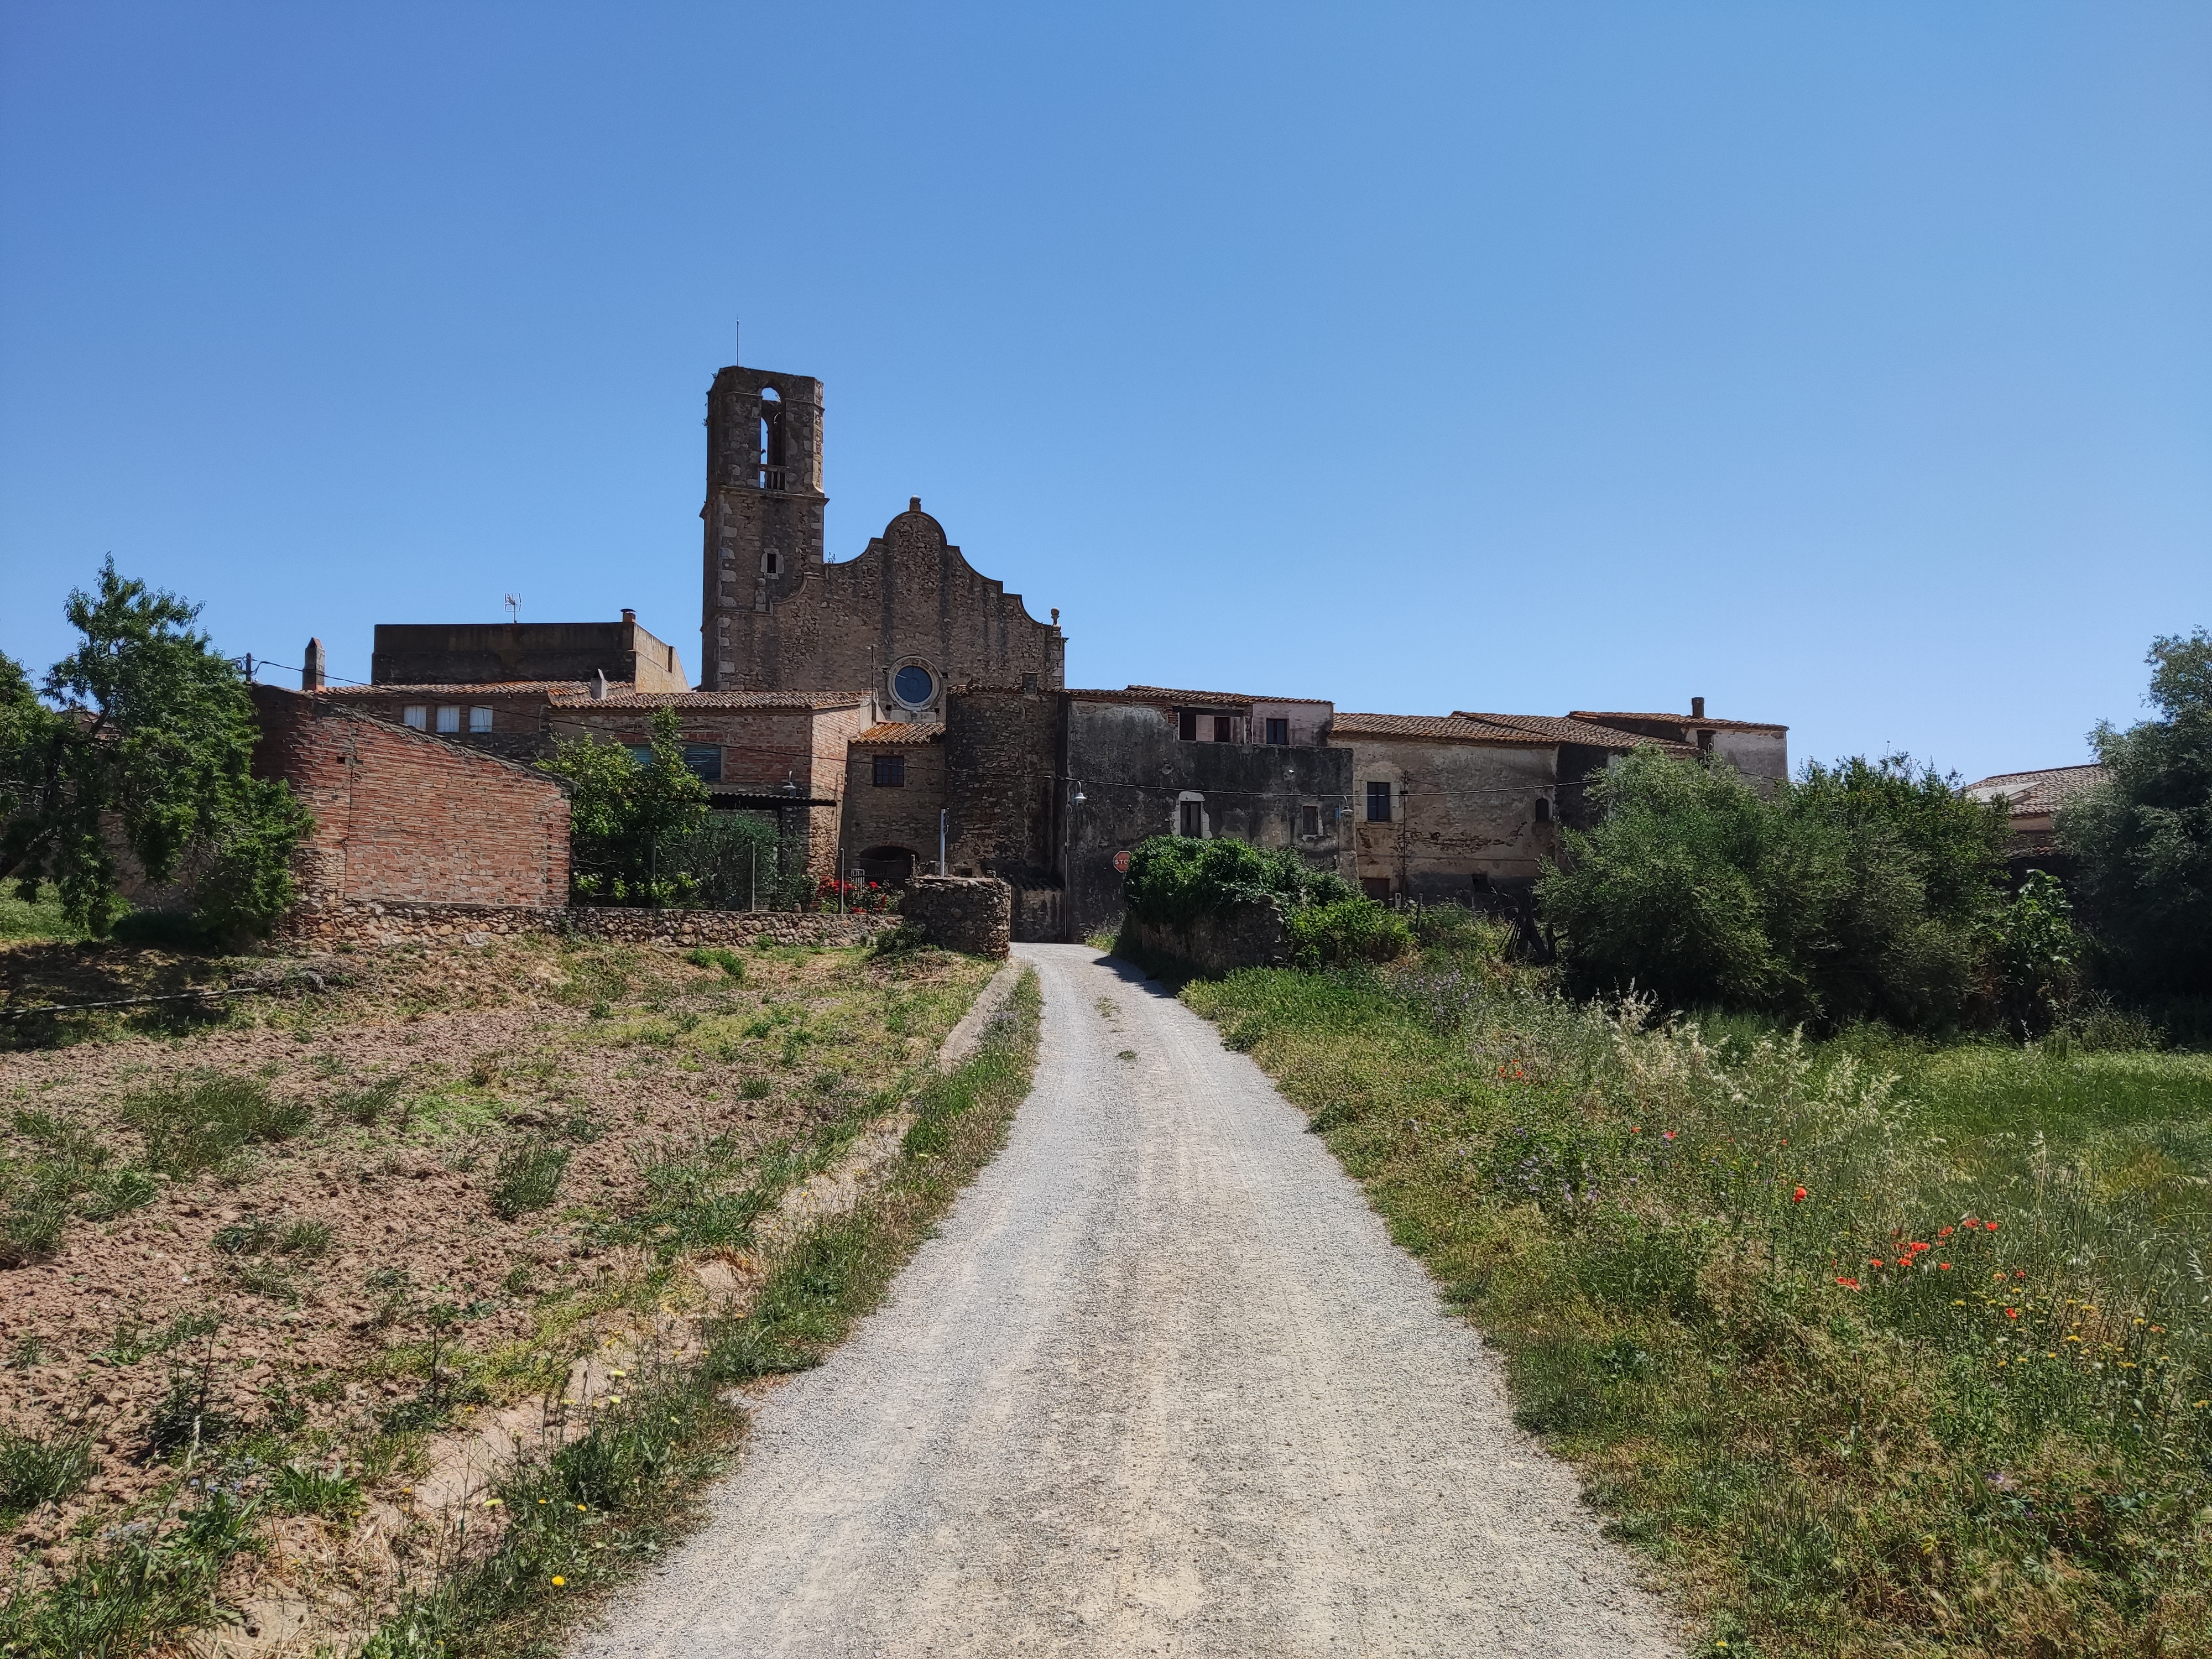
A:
1330;712;1687;904
369;611;686;692
697;364;1065;713
546;689;869;883
1566;699;1788;787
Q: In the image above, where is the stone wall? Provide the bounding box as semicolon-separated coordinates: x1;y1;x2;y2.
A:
945;685;1061;881
843;731;948;882
369;614;685;691
272;899;893;949
251;685;571;911
900;875;1012;959
1122;904;1290;976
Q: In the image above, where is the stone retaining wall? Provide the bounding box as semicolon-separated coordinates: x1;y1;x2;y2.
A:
1121;903;1288;976
900;876;1012;958
273;900;893;950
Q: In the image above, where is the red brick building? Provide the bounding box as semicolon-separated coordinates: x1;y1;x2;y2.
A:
251;686;571;912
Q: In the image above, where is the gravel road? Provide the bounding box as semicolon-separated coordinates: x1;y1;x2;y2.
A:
576;944;1678;1658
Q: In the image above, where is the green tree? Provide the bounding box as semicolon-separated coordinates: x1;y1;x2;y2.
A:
536;705;709;904
2058;628;2212;992
1537;748;2011;1032
0;561;312;938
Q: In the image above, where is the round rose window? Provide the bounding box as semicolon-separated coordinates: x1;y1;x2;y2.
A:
893;664;935;707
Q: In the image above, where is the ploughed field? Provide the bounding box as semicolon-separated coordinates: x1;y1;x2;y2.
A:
0;927;993;1654
1183;954;2212;1657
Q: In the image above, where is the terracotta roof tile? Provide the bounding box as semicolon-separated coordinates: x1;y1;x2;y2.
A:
323;681;603;696
1568;710;1788;734
854;723;944;745
1120;684;1332;707
546;690;863;711
1963;765;2107;816
1331;712;1551;746
1456;712;1691;749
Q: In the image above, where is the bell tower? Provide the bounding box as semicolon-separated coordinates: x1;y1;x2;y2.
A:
699;364;827;690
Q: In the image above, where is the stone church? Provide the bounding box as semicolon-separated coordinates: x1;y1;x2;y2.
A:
698;367;1065;716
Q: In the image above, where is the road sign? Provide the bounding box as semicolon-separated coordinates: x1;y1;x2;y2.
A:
1112;850;1131;873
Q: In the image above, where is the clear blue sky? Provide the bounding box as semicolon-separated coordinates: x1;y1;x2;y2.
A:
3;3;2206;782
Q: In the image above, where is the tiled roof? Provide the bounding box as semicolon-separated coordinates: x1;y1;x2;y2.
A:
546;690;864;711
1332;712;1551;746
1456;712;1692;750
1120;685;1332;707
1569;710;1788;734
1963;765;2107;816
322;681;603;696
854;722;943;745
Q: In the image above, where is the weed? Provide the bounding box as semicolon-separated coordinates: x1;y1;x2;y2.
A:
493;1144;570;1219
8;1338;45;1370
280;1218;334;1257
500;1262;535;1297
0;1426;95;1515
269;1462;362;1519
1184;958;2212;1655
212;1215;280;1255
95;1310;218;1366
739;1076;773;1100
142;1350;236;1463
231;1258;301;1302
331;1076;406;1125
0;1491;262;1655
684;947;746;980
122;1074;309;1177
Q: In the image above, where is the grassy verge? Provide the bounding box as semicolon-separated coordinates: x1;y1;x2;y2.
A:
1180;954;2212;1658
356;967;1041;1658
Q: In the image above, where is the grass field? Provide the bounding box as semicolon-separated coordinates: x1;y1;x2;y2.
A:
1183;948;2212;1658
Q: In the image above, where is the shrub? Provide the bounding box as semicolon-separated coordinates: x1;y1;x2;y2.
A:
1539;749;2013;1032
537;707;712;906
1122;836;1349;927
1285;897;1411;968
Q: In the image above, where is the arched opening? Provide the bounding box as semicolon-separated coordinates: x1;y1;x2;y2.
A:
892;662;936;709
857;845;918;887
1534;795;1552;824
758;387;786;489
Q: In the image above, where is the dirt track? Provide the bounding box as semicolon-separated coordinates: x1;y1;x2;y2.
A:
576;944;1677;1657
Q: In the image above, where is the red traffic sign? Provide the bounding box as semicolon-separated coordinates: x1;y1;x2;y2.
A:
1112;849;1131;874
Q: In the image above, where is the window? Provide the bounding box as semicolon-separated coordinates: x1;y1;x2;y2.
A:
893;664;935;708
1534;796;1551;823
403;705;427;730
626;744;655;768
1266;717;1289;746
1301;804;1321;838
1213;714;1232;743
1361;877;1392;901
758;386;786;489
469;707;493;734
436;706;461;734
683;744;723;783
1366;780;1393;822
1179;799;1203;837
872;754;906;787
762;550;781;577
1178;708;1198;742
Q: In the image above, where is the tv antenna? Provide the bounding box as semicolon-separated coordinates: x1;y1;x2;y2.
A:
504;593;521;622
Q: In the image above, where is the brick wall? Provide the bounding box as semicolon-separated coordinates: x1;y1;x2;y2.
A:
843;736;948;878
252;686;571;912
945;686;1062;881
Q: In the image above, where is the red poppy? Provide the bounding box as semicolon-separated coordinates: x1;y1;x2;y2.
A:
1869;1258;1886;1268
1986;1221;2001;1232
2005;1307;2020;1319
1938;1225;1954;1239
1792;1187;1808;1203
1835;1277;1860;1289
1938;1262;1952;1271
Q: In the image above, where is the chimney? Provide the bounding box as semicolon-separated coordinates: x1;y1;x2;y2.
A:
593;670;608;701
302;637;326;691
621;608;637;624
1691;696;1705;719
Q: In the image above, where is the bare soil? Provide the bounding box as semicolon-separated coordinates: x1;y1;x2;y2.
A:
0;930;991;1646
